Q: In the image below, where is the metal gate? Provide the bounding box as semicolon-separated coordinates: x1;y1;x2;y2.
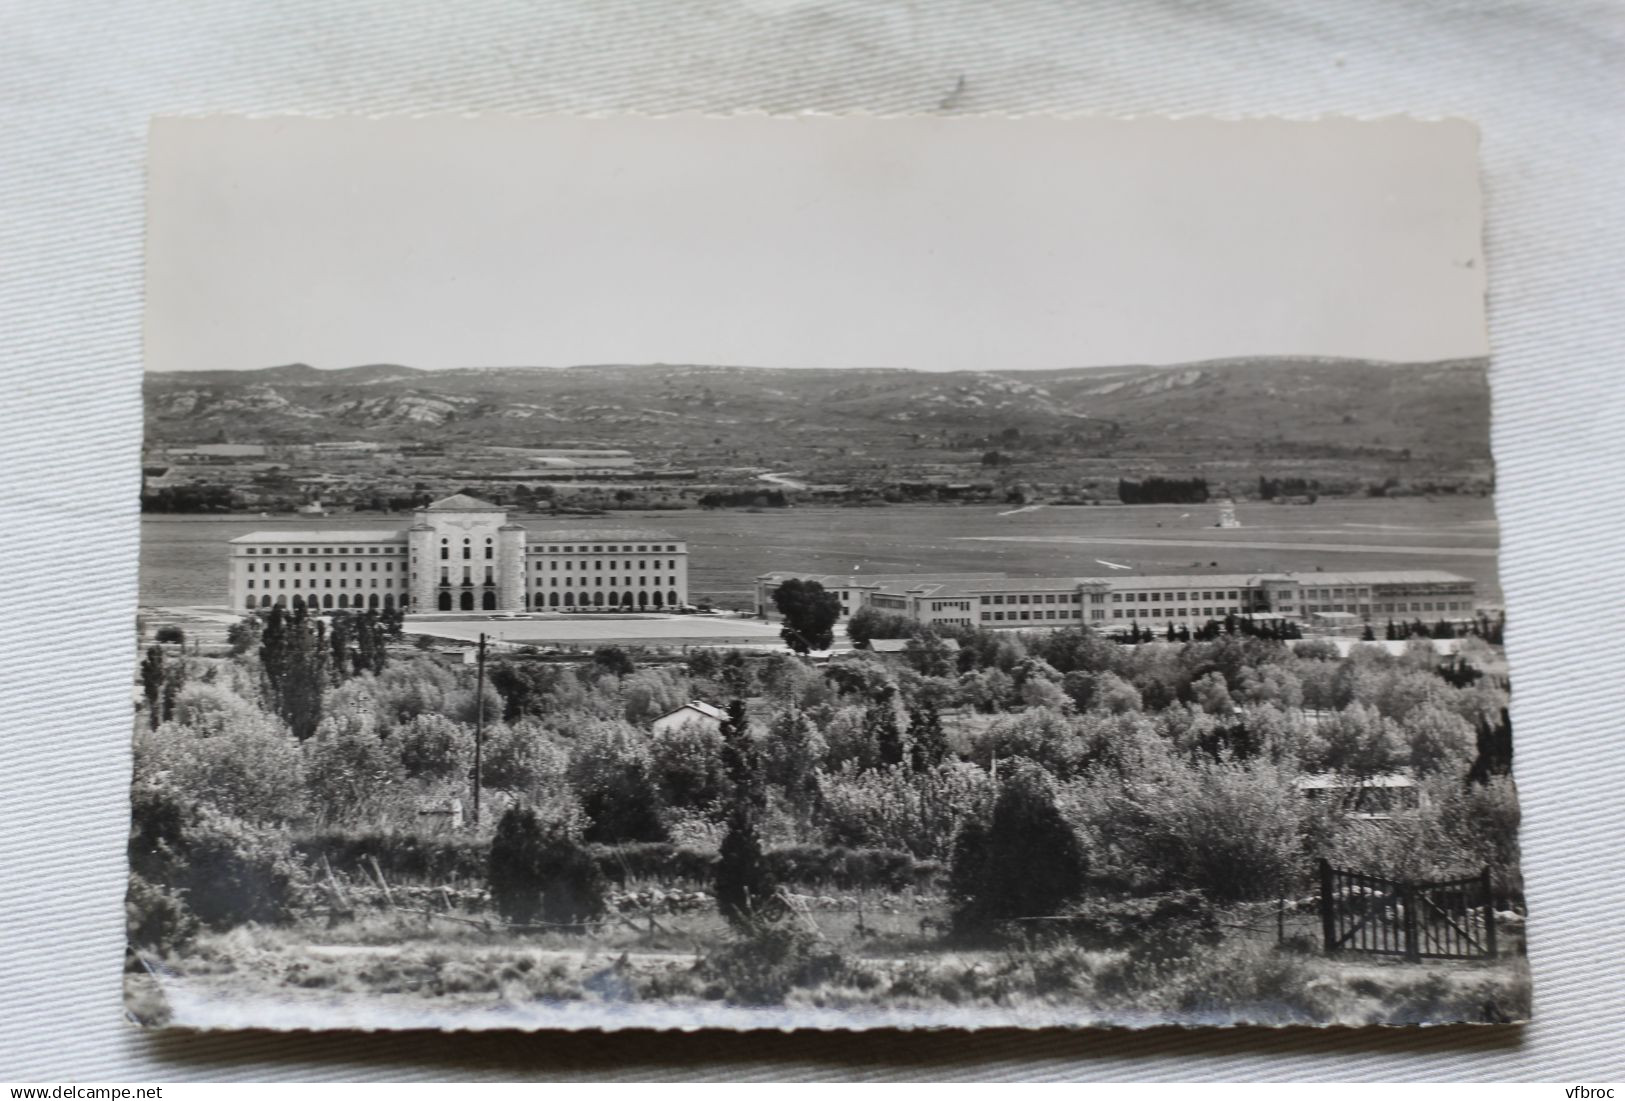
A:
1318;859;1497;961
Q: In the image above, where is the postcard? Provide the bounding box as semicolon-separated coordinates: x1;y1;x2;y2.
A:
128;115;1526;1030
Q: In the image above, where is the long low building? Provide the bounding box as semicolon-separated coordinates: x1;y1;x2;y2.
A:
755;568;1477;631
229;494;689;613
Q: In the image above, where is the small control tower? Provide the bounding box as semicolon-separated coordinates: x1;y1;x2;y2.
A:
1215;500;1241;528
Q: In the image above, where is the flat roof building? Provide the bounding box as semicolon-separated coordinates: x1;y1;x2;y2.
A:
755;567;1477;632
229;494;689;615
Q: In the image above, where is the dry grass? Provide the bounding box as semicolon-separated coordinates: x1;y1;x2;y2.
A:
144;899;1529;1027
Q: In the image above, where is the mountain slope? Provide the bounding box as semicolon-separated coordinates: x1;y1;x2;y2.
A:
143;358;1491;474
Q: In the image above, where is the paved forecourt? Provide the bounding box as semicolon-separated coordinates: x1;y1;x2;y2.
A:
407;612;785;648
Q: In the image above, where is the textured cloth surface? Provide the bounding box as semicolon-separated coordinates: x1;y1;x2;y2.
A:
2;0;1623;1081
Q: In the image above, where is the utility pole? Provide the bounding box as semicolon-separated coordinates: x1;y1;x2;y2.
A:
473;631;487;827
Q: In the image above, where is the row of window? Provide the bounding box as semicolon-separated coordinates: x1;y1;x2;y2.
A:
1112;606;1242;619
982;609;1085;622
545;576;678;588
978;593;1081;606
530;591;682;608
246;593;395;610
246;578;396;590
531;544;680;553
245;561;394;573
243;546;401;555
1113;589;1242;603
539;559;679;571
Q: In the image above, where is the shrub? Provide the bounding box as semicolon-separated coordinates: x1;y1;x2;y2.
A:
300;830;488;882
303;719;407;827
395;714;474;781
156;625;186;645
135;718;306;826
702;927;867;1006
818;762;993;860
1050;890;1221;962
126;872;198;954
129;784;305;931
950;761;1088;937
479;719;568;798
180;810;306;929
650;720;727;811
487;805;607;930
1081;758;1308;902
567;722;667;843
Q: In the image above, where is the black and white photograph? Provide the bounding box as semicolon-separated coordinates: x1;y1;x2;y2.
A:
127;114;1527;1031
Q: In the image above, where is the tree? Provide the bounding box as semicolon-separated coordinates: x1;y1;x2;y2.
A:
258;604;327;740
1361;624;1376;642
715;700;776;928
772;579;842;655
846;606;921;647
379;602;405;641
140;646;165;731
155;625;185;645
866;688;906;768
592;646;636;677
487;805;607;931
1468;707;1514;787
908;698;948;771
949;762;1087;937
226;616;263;657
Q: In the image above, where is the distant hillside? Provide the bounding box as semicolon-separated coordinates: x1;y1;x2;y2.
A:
143;358;1491;478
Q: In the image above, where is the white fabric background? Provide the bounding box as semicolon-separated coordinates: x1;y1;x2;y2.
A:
2;0;1622;1082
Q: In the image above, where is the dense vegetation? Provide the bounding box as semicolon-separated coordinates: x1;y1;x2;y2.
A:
1116;477;1211;505
130;603;1519;958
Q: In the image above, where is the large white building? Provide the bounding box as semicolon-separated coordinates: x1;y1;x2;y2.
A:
755;568;1478;632
229;494;689;614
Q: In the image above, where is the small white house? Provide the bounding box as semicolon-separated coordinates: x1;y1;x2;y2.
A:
650;700;727;736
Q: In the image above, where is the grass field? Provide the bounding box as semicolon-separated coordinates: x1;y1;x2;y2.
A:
140;496;1501;612
128;894;1530;1031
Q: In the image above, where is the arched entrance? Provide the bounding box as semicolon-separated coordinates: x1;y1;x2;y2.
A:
668;590;680;607
438;591;452;611
482;590;497;610
563;591;574;607
590;592;602;607
322;594;333;609
261;595;272;608
336;594;348;608
651;591;663;608
368;593;380;610
292;595;306;610
383;593;394;610
637;590;648;609
245;596;256;610
460;590;475;611
549;592;559;608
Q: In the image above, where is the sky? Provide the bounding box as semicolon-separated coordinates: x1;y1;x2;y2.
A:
145;115;1488;373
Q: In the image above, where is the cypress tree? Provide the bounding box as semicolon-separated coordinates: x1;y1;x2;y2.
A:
908;698;948;772
140;646;165;731
715;699;776;928
868;689;906;768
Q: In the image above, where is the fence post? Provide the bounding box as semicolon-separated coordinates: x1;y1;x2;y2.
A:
1318;858;1336;954
1481;867;1498;959
1402;879;1420;962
